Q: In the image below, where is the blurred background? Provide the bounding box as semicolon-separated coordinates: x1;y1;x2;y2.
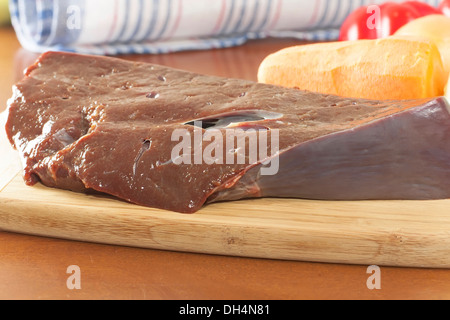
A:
0;0;9;26
0;0;447;108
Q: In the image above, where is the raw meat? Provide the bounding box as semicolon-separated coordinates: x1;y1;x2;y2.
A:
5;51;450;213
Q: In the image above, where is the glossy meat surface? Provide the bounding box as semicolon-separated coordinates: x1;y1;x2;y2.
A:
5;52;450;213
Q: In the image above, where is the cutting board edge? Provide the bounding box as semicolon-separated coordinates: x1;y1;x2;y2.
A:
1;194;450;269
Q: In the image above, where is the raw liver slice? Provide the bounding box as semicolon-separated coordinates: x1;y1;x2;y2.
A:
210;99;450;203
5;51;450;213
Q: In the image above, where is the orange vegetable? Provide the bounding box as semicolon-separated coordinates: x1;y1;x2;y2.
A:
257;36;446;100
395;14;450;78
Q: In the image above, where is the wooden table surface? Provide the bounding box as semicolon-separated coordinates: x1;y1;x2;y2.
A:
1;26;450;301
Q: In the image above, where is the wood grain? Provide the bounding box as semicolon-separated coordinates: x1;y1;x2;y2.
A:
1;152;450;268
1;35;450;272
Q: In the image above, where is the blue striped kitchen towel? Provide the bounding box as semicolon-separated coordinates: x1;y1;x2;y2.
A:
9;0;443;55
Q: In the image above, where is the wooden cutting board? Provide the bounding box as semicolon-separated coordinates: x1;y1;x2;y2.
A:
1;112;450;269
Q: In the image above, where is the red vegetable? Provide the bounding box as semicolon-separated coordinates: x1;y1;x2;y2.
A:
339;1;442;41
439;0;450;16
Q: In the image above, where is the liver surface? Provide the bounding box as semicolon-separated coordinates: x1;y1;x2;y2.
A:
5;51;450;213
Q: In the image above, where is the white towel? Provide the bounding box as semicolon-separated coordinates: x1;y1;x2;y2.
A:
10;0;443;55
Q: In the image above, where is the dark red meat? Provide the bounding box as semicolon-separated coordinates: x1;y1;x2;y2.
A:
5;51;450;213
